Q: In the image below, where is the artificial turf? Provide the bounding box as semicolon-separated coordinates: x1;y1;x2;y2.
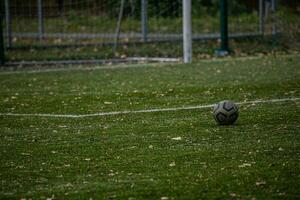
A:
0;54;300;199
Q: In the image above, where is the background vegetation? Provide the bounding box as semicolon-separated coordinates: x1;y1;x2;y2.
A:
2;0;300;62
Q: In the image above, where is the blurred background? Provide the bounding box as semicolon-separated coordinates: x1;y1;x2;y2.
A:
1;0;300;63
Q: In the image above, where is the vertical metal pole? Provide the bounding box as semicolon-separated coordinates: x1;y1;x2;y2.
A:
183;0;192;63
271;0;277;35
0;8;5;65
220;0;229;53
4;0;12;48
259;0;264;35
265;0;270;19
113;0;125;53
37;0;44;41
141;0;148;42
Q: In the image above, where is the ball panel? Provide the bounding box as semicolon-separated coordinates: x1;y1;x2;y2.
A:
229;112;238;122
222;101;235;112
212;100;238;125
216;112;227;124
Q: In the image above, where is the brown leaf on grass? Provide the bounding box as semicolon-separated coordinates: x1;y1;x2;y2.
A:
238;163;251;168
256;181;266;186
169;161;176;167
171;137;182;141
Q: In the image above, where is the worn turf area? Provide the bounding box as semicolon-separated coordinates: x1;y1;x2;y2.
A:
0;55;300;199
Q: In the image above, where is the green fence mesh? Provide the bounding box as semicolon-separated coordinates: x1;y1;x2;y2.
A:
1;0;299;63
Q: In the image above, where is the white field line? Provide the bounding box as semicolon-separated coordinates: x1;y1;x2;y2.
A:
1;97;299;119
0;62;170;75
0;54;298;75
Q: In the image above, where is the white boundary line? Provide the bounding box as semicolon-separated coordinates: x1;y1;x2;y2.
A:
1;97;299;119
0;63;169;75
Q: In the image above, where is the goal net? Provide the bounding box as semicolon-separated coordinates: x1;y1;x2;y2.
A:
2;0;299;64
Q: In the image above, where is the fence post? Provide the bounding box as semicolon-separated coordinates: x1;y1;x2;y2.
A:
141;0;148;42
0;7;5;65
259;0;265;35
271;0;277;36
216;0;229;56
183;0;192;63
113;0;125;53
4;0;12;48
37;0;44;41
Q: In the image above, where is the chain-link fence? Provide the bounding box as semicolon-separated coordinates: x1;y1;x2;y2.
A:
1;0;300;63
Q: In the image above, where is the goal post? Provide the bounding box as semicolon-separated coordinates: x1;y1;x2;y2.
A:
183;0;230;61
183;0;192;63
4;0;294;64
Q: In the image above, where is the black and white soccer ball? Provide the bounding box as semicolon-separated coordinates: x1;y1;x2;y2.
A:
213;100;239;125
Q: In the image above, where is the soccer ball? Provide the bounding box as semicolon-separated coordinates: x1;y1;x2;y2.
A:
213;100;239;125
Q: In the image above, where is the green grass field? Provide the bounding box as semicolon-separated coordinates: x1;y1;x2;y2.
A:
0;54;300;199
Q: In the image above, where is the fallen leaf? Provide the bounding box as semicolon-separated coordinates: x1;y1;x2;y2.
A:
256;181;266;186
278;147;284;151
169;161;176;167
171;137;182;141
238;163;252;168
